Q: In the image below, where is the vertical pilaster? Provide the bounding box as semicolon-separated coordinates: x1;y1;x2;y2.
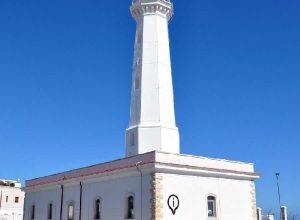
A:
150;173;163;220
251;181;258;220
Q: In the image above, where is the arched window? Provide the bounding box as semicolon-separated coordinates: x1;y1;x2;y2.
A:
31;205;35;220
94;198;101;219
207;196;217;217
67;203;74;220
126;195;134;219
48;203;53;219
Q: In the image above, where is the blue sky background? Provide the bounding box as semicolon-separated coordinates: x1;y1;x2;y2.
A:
0;0;299;217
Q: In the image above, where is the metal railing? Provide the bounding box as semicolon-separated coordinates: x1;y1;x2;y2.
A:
132;0;172;7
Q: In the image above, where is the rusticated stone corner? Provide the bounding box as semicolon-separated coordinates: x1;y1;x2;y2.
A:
151;173;163;220
250;181;258;220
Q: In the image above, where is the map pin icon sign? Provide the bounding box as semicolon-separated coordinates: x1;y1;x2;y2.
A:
168;194;179;215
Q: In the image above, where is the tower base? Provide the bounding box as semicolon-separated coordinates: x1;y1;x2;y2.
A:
126;125;179;157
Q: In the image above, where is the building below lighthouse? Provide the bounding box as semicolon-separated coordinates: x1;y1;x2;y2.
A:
23;0;260;220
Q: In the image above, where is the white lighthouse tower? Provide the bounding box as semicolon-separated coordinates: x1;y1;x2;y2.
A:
23;1;260;220
126;0;180;157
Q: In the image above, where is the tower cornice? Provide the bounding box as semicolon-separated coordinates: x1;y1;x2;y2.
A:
131;0;173;21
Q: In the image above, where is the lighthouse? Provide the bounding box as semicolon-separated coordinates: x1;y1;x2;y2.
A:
23;1;260;220
126;0;180;157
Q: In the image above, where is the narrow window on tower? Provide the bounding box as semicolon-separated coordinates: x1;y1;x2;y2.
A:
136;59;140;65
207;196;217;217
67;203;74;220
31;205;35;220
129;133;135;147
15;197;19;203
48;203;53;219
126;195;134;219
6;196;8;202
137;33;142;44
134;78;140;90
94;198;101;219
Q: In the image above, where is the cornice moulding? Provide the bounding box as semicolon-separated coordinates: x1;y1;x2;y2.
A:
131;1;173;21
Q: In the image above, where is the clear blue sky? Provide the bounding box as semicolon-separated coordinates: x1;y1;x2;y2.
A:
0;0;299;217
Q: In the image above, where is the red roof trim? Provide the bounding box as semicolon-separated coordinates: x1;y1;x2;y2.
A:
26;159;258;188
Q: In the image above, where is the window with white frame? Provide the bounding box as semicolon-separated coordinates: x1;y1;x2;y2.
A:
94;198;101;219
126;195;134;219
207;196;217;217
67;203;74;220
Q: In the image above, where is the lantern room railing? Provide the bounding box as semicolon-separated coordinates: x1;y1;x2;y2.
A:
132;0;172;7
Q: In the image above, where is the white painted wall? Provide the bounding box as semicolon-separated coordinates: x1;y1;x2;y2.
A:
0;184;24;220
0;214;23;220
24;173;152;220
23;187;62;220
24;169;257;220
24;153;258;220
161;173;255;220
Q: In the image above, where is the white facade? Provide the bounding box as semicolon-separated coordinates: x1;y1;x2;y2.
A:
0;179;25;220
24;174;152;220
126;0;179;157
24;152;259;220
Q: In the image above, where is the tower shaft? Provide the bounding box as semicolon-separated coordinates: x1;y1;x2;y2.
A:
126;0;179;157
